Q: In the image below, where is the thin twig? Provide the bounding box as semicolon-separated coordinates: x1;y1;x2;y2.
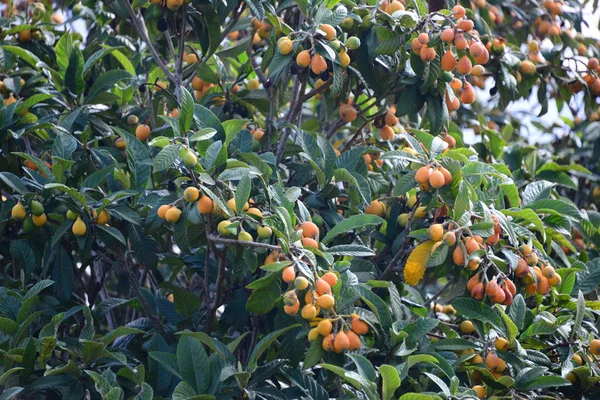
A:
207;233;281;251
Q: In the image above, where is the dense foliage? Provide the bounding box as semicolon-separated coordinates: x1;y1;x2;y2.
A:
1;0;600;398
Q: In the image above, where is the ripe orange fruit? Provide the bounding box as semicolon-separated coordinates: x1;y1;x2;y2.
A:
316;294;335;309
334;331;350;352
453;246;466;265
457;19;474;31
441;50;456;71
590;339;600;355
351;314;369;335
197;195;213;214
548;273;561;287
471;282;485;300
439;167;452;183
317;319;333;335
380;125;395;140
418;32;429;45
347;330;361;350
441;28;455;42
300;221;319;238
282;266;296;283
135;124;151;141
322;333;335;351
415;166;432;184
542;265;555;279
454;33;468;50
536;276;550;295
471;65;485;77
420;46;436;62
320;24;336;40
446;93;460;112
452;5;466;18
339;104;358;122
456;55;472;75
278;37;293;55
385;111;398;126
386;0;405;13
284;299;300;315
183;187;200;202
366;200;386;216
485;352;506;372
310;53;328;75
491;286;506;303
411;38;422;54
316;278;331;295
296;50;311;68
157;205;171;219
321;272;338;287
461;82;476;104
165;207;182;222
473;385;486;399
450;78;463;90
302;237;319;249
428;224;444;241
429;169;446;188
589;57;599;69
467;274;481;291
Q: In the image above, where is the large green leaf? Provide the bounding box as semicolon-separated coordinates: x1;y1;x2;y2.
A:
321;214;385;244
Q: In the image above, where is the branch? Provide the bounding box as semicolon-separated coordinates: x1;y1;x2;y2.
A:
122;0;176;83
205;249;226;333
207;233;282;251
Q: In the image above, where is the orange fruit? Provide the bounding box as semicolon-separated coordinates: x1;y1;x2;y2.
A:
441;28;455;43
351;314;369;335
316;294;335;309
296;50;311;67
456;55;472;75
320;24;336;40
135;124;150;141
339;104;358;122
441;50;457;71
284;299;300;315
317;319;333;336
415;166;432;184
321;272;338;287
310;54;328;74
347;330;361;350
315;278;331;295
461;82;476;104
380;125;395;140
197;195;214;214
452;5;466;18
158;205;171;219
453;246;466;265
333;331;350;352
322;333;335;351
366;200;386;216
300;221;319;238
282;266;296;283
429;169;446;188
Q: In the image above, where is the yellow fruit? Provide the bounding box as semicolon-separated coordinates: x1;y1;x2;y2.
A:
278;38;293;55
217;220;232;236
183;187;200;202
485;352;506;372
32;213;47;227
308;327;320;341
247;79;260;90
166;0;183;10
301;304;318;320
322;333;335;351
165;207;182;222
495;337;509;351
294;277;309;290
460;321;475;334
339;51;350;68
95;210;110;225
317;319;333;336
246;207;262;218
397;213;409;227
72;217;87;236
284;299;300;315
11;202;26;220
316;294;335;309
428;224;444;241
414;206;427;219
473;385;486;399
238;231;253;241
366;200;386;217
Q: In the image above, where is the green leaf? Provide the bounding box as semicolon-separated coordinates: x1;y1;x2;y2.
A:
452;297;505;334
494;304;518;344
355;285;393;331
516;374;570;390
571;290;585;339
0;172;28;194
189;128;217;142
321;214;385;244
2;45;40;69
153;144;182;172
179;87;194;133
149;351;181;378
247;324;301;372
100;327;145;345
223;119;249;144
177;336;209;393
85;70;132;103
501;208;545;242
379;364;401;400
235;174;251;215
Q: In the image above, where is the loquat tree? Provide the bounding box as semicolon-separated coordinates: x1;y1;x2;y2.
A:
0;0;600;398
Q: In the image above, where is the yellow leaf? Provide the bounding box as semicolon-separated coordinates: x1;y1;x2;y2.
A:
404;240;435;286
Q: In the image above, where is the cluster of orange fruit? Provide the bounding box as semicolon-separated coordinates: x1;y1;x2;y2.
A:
281;265;369;352
513;245;562;296
374;107;399;141
414;164;453;191
533;0;564;36
363;152;384;171
467;274;517;305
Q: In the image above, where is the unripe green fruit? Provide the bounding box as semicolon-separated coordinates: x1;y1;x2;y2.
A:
66;210;78;220
182;150;197;167
218;220;233;236
72;2;84;13
340;17;355;30
257;226;273;239
441;71;454;82
312;214;324;227
398;213;409;227
238;231;253;242
30;200;44;216
361;16;373;29
345;36;361;50
22;216;34;232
